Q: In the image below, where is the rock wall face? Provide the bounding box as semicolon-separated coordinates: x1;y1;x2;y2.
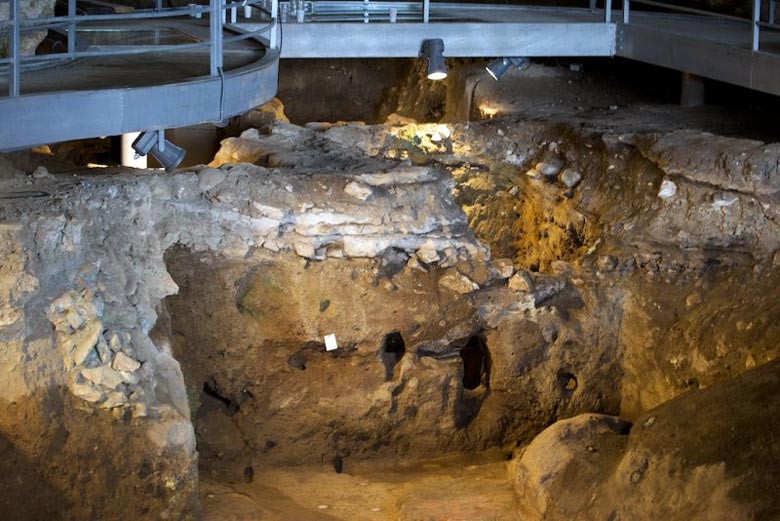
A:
167;124;625;475
4;106;780;517
0;183;197;519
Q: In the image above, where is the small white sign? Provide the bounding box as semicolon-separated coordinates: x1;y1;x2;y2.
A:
324;334;338;351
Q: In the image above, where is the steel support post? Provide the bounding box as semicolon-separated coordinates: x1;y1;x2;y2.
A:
120;133;148;168
680;71;705;106
9;0;19;96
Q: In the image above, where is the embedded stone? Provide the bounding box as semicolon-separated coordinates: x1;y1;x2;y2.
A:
536;161;562;177
81;366;126;390
71;320;103;366
560;168;582;188
493;258;515;279
102;391;129;409
344;181;373;201
71;382;105;403
508;271;534;293
658;179;677;199
416;246;440;264
439;269;478;294
112;351;141;373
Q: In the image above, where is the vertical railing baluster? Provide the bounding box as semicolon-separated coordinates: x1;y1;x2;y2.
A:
623;0;630;23
423;0;430;23
752;0;761;50
605;0;612;22
270;0;278;48
209;0;223;75
67;0;75;55
9;0;20;96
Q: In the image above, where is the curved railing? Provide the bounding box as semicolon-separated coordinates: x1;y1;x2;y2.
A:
0;0;278;96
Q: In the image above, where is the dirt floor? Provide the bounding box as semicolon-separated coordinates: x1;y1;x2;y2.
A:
201;455;517;521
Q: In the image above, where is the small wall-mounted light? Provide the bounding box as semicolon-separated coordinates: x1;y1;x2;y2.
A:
420;38;447;81
132;130;186;173
485;57;530;81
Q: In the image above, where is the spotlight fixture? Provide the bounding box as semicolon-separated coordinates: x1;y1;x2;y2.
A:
420;38;447;81
132;130;186;173
485;57;530;81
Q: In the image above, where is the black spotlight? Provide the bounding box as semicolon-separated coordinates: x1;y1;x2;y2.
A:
485;57;530;81
420;38;447;81
132;130;186;173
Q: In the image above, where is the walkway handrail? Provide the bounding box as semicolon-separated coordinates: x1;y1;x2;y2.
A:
622;0;776;51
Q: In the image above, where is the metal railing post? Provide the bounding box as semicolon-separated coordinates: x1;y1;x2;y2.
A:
209;0;223;75
67;0;76;55
752;0;761;50
770;0;776;24
605;0;612;22
623;0;630;23
423;0;430;23
9;0;19;96
270;0;278;48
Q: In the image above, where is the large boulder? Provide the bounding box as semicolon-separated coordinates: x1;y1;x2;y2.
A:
511;360;780;520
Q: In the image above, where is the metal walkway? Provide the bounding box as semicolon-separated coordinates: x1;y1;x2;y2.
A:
0;0;280;150
243;0;780;95
1;0;780;152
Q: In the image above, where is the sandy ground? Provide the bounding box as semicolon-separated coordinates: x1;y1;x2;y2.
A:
202;456;519;521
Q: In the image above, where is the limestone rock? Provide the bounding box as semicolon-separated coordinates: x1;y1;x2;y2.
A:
112;351;141;373
416;246;440;264
658;179;677;199
493;258;515;279
71;320;102;366
536;161;562;177
103;390;129;409
81;366;126;390
31;166;52;179
438;269;478;294
71;382;105;403
344;181;373;201
559;168;582;188
508;271;534;293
